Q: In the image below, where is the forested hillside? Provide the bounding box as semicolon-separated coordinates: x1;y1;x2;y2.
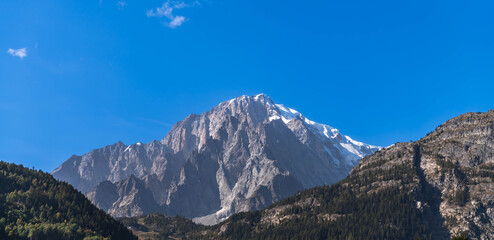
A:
0;161;136;240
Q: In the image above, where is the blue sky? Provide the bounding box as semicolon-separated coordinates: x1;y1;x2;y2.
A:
1;0;494;172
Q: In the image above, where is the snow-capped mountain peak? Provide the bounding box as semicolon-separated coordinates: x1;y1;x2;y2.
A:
231;94;381;165
52;93;381;226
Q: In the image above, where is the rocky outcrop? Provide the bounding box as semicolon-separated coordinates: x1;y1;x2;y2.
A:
52;94;380;225
416;110;494;239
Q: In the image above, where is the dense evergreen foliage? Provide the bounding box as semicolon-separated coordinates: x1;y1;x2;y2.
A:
119;213;205;239
0;161;136;240
451;234;469;240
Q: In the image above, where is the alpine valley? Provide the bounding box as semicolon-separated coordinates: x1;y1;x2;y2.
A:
52;94;380;225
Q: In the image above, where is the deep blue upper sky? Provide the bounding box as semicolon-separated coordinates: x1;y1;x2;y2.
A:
1;0;494;172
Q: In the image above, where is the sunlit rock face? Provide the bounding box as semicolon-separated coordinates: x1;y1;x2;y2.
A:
52;94;380;225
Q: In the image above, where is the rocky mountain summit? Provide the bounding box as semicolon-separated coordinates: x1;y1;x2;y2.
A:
163;110;493;239
52;94;380;225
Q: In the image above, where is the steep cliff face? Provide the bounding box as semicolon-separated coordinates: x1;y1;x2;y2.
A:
53;94;380;224
179;110;494;239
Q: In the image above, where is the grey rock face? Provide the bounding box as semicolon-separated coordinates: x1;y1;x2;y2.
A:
416;110;494;239
52;94;380;225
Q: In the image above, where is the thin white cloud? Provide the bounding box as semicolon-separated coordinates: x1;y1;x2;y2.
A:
7;48;27;59
116;1;127;9
146;1;176;18
173;2;188;9
169;16;186;28
147;1;195;28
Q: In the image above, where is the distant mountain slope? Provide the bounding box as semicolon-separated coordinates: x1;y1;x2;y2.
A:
122;110;494;240
52;94;380;225
0;161;136;240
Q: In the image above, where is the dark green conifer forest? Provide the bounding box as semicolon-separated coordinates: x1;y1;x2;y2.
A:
0;161;136;240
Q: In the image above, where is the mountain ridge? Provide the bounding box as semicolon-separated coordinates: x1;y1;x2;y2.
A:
52;94;380;225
